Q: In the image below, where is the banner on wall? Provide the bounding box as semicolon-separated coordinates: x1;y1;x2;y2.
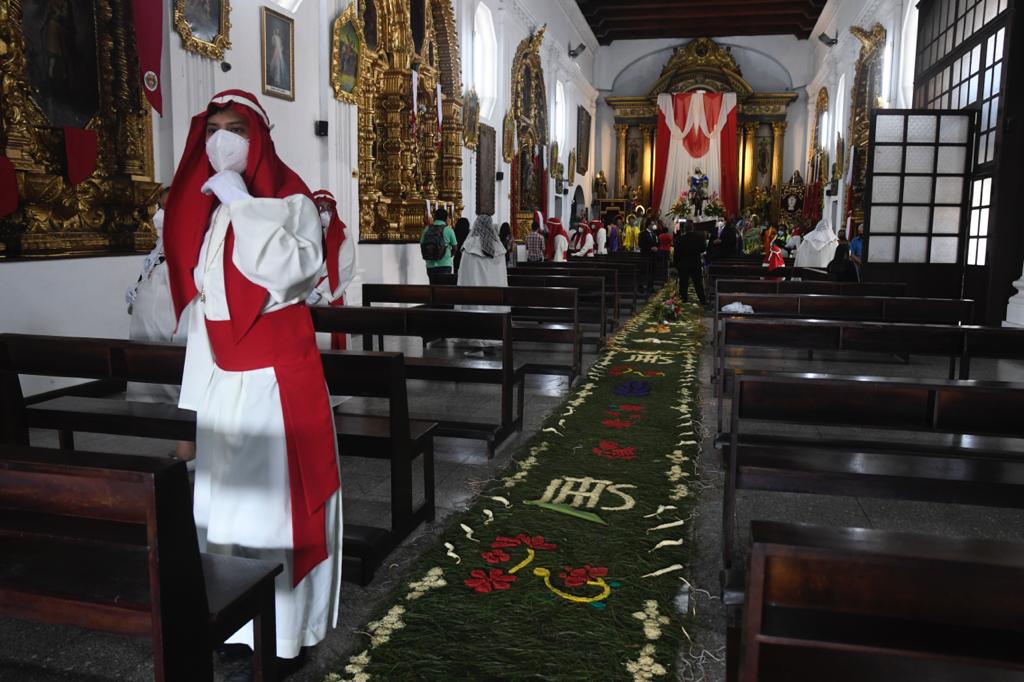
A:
130;0;163;114
652;92;738;218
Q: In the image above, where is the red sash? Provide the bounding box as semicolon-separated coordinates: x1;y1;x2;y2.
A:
205;304;339;586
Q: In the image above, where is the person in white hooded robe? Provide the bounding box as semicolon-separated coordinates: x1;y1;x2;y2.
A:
794;218;839;268
457;214;509;300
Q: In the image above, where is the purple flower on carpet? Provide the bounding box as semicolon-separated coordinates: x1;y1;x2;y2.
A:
614;381;652;397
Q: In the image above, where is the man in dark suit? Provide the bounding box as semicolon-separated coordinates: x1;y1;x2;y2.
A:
673;220;707;305
709;219;739;260
638;219;659;292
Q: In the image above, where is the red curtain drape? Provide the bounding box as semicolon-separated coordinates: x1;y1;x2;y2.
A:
652;107;672;211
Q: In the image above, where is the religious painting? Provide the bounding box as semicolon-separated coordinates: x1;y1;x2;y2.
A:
331;4;363;104
576;106;591;174
518;148;541;213
567;148;576;185
549;140;559;178
477;124;496;216
360;0;378;52
502;109;515;162
21;0;99;128
261;7;294;101
463;88;480;150
779;183;805;227
173;0;232;60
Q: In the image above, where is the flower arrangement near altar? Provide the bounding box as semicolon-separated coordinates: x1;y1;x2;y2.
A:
657;297;684;321
751;185;772;220
666;191;691;221
703;192;725;219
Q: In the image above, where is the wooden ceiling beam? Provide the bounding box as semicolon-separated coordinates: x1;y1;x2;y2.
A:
594;24;814;43
589;9;821;29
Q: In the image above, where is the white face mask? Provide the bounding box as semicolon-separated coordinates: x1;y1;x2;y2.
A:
320;211;332;228
152;208;165;236
205;129;249;174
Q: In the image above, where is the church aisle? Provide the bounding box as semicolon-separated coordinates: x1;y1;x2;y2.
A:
317;286;707;681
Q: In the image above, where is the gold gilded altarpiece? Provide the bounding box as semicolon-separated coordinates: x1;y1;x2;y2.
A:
353;0;463;243
0;0;159;258
509;27;548;240
605;38;797;221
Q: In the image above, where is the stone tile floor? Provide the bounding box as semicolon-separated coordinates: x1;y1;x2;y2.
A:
2;325;1023;681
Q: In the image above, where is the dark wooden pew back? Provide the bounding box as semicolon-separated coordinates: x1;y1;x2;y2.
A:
715;279;908;297
0;445;281;681
742;521;1024;681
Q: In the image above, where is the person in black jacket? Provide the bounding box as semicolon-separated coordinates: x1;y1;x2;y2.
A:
453;217;471;272
708;219;739;260
673;220;707;305
638;219;659;291
826;242;860;282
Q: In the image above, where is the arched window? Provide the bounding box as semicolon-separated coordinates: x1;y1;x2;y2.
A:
555;80;566;148
473;2;497;120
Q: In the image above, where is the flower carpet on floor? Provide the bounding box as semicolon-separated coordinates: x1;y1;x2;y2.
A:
325;284;706;681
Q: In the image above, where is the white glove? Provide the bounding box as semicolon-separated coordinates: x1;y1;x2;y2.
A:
304;289;323;306
200;170;252;206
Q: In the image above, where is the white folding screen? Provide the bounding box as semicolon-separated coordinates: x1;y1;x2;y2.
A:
865;110;975;265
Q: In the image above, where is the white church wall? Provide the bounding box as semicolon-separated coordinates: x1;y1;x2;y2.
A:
457;0;598;229
805;0;909;235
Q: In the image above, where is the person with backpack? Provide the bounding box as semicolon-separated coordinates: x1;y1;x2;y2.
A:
421;207;458;283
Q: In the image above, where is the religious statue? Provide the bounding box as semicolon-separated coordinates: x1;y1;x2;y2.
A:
593;170;608;200
789;169;804;185
688;167;709;217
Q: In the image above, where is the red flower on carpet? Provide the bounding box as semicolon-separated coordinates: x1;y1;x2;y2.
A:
609;365;631;377
559;564;609;588
491;534;558;551
601;418;634;430
592;440;638;460
481;549;511;564
619;404;645;412
643;370;666;377
464;568;517;593
628;414;642;421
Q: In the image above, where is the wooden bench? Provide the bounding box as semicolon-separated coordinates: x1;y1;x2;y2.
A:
712;293;974;364
0;445;282;681
708;263;828;285
593;253;652;298
713;319;1024;435
568;258;642;312
511;264;623;327
739;520;1024;681
0;334;429;586
722;370;1024;567
310;306;526;457
715;278;907;297
362;283;582;381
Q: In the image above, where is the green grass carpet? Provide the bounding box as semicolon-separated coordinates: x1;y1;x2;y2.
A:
327;284;705;681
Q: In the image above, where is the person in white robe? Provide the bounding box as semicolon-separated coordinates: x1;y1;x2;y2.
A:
456;214;509;354
593;219;608;255
125;187;195;460
572;221;596;257
546;217;569;262
794;218;839;268
163;91;342;664
306;189;356;351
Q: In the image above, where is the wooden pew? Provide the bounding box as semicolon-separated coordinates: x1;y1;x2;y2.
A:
568;257;643;312
713;319;1024;435
711;292;974;364
0;445;282;681
593;252;653;298
510;264;623;327
715;278;908;297
708;263;829;285
740;521;1024;681
362;283;582;380
0;335;429;586
430;273;607;349
722;370;1024;567
310;306;526;457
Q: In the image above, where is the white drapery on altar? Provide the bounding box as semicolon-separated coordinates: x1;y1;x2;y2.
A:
653;92;739;218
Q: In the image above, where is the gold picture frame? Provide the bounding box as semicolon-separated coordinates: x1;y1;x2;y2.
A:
260;6;295;101
173;0;232;60
549;140;559;178
330;3;363;104
463;88;480;150
567;148;576;185
502;109;515;162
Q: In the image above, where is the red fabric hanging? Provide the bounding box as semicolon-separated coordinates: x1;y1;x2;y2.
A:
63;128;98;185
0;156;17;218
652;106;672;211
130;0;163;114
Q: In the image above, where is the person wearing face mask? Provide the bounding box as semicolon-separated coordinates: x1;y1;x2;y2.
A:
125;188;195;454
162;90;341;671
306;189;355;350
